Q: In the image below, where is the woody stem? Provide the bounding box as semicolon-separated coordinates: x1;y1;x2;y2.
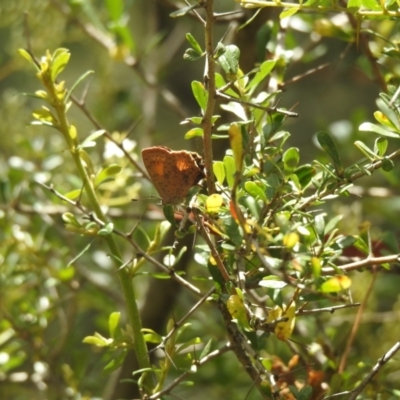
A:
202;0;216;195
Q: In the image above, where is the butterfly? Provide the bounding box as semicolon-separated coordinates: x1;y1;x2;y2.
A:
142;146;205;205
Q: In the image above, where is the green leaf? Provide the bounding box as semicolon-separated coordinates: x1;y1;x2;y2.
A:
186;33;203;55
213;161;226;185
83;333;111;347
361;0;381;9
183;48;204;61
51;49;70;81
103;350;127;372
220;102;247;120
259;276;287;289
176;337;202;354
79;149;95;174
223;156;235;188
222;216;243;247
280;7;299;19
191;80;208;112
214;42;226;59
359;122;400;138
32;107;56;123
217;45;240;76
18;48;39;69
184;127;204;139
315;214;325;236
325;215;342;234
374;111;398;131
247;60;276;93
297;385;313;400
227;294;252;330
320;275;351;293
95;164;122;187
62;212;80;227
65;70;94;103
374;137;388;156
109;312;120;339
64;189;82;200
141;328;163;344
215;73;238;97
106;0;124;21
184;116;203;125
317;131;344;175
163;205;178;228
376;97;400;130
335;235;357;249
200;339;213;360
98;222;114;236
381;157;394;171
244;181;267;202
283;147;300;173
354;140;376;160
58;266;75;281
348;0;362;6
80;129;105;149
293;165;316;188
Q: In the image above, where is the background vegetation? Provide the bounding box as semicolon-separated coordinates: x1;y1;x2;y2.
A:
1;0;400;399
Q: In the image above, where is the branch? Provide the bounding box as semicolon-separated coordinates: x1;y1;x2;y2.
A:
147;344;231;399
321;254;400;275
297;148;400;211
323;341;400;399
216;90;299;117
38;182;203;296
296;303;360;316
202;0;217;195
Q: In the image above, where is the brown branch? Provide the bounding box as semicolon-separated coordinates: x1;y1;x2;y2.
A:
202;0;217;195
321;254;400;275
296;303;360;316
347;341;400;400
147;344;231;400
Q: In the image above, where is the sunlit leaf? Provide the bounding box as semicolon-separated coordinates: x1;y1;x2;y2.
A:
184;127;204;139
320;275;351;293
228;123;243;172
213;161;225;184
186;33;203;55
191;81;208;112
359;122;400;138
108;312;120;339
206;194;223;213
227;294;252;330
95;164;122;187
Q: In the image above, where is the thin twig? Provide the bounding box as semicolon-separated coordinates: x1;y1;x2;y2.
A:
297;148;400;211
296;303;360;316
321;254;400;275
194;212;232;283
323;341;400;399
216;90;299;117
38;182;203;296
152;287;216;353
347;341;400;400
147;344;231;400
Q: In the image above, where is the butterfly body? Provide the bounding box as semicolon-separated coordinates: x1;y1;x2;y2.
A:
142;146;204;204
